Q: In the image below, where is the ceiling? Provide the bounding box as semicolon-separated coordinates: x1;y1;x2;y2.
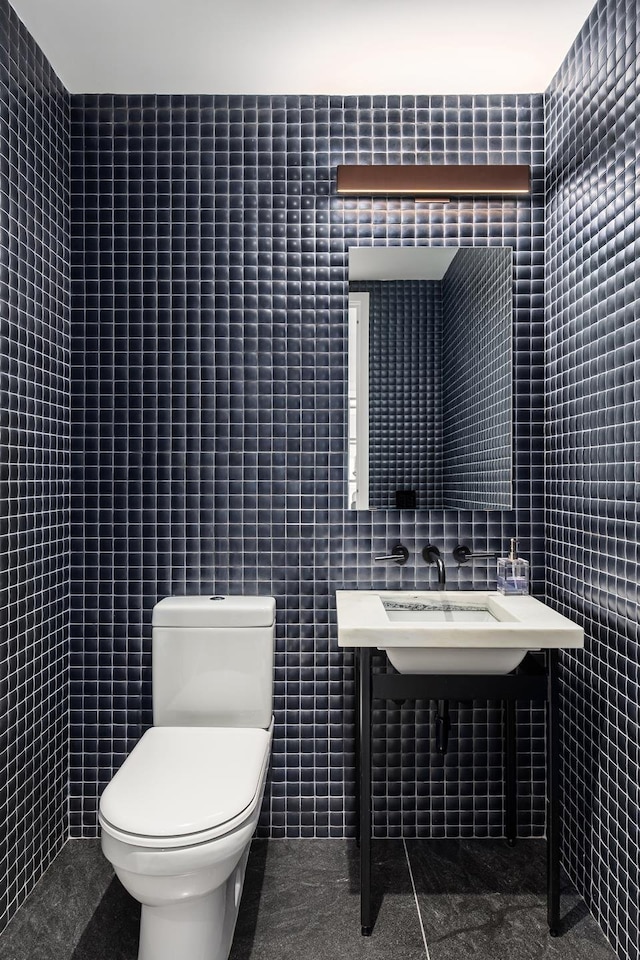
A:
10;0;596;95
349;247;459;281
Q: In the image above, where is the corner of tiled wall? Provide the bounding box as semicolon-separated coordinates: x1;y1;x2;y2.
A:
546;1;639;958
0;0;70;935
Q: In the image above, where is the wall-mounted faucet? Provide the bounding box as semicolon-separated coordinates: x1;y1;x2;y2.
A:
374;543;409;565
422;544;446;588
453;545;499;564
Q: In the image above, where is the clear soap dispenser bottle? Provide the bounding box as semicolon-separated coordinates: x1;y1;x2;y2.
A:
497;538;530;595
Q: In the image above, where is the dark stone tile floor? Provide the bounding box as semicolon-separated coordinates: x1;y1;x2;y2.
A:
0;839;616;960
229;838;427;960
0;841;138;960
405;840;617;960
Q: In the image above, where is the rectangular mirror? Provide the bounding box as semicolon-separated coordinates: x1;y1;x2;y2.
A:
348;246;513;511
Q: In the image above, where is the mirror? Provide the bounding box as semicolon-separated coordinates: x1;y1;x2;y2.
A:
348;246;513;511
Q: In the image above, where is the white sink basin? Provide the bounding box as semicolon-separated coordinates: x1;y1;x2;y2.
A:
383;598;498;623
336;591;584;674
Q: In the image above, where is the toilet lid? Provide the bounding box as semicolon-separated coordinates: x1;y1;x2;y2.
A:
99;726;271;839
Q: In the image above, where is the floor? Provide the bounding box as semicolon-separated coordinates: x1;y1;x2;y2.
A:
0;839;616;960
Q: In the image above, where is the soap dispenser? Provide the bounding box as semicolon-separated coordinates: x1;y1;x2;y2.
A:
497;538;530;595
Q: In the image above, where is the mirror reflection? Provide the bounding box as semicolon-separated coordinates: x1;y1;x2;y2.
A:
348;246;513;511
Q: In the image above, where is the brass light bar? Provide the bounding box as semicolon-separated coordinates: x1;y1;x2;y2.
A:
336;164;530;197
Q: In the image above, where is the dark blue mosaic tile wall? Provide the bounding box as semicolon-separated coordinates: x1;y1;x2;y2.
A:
546;2;640;958
0;0;70;935
350;279;442;509
69;92;545;840
442;248;512;509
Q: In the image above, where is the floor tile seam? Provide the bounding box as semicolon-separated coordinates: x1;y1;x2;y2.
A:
402;838;432;960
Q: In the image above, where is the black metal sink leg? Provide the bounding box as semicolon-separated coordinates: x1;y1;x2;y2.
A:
504;698;518;846
547;649;561;936
359;648;373;936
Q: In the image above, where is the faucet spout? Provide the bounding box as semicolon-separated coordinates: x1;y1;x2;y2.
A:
422;544;446;589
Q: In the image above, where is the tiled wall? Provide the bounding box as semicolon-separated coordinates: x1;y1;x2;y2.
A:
0;0;69;934
350;279;442;509
546;2;640;958
442;248;512;509
69;92;545;839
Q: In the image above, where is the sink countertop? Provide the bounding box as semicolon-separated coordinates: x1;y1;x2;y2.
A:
335;590;584;649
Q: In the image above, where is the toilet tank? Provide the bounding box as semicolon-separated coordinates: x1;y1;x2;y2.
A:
152;596;275;729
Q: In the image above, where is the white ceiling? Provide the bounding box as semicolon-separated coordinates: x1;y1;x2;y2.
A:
10;0;596;95
349;247;459;281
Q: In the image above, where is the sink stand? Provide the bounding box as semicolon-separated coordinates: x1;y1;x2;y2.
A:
355;649;561;938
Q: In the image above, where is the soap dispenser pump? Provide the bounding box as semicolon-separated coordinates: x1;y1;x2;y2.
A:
497;538;530;596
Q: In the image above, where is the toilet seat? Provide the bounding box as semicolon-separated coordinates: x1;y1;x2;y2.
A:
99;725;272;849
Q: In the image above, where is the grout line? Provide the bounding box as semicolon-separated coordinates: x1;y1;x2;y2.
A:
403;838;432;960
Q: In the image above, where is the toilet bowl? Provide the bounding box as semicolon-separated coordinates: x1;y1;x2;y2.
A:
99;596;276;960
100;726;272;960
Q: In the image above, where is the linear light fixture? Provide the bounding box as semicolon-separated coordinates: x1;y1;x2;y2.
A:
336;164;530;198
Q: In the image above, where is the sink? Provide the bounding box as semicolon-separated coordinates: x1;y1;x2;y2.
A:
382;598;498;623
335;591;584;674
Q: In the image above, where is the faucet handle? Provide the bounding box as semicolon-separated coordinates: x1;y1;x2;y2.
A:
453;544;499;564
374;543;409;565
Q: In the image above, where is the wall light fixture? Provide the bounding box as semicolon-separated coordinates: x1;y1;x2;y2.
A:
336;164;530;200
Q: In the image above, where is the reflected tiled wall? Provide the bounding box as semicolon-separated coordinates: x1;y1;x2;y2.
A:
546;2;640;958
442;248;512;509
350;279;442;509
0;0;70;935
70;93;545;839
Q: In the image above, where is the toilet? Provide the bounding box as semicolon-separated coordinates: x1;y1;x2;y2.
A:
99;595;275;960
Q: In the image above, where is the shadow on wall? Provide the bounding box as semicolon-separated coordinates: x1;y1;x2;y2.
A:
561;650;607;931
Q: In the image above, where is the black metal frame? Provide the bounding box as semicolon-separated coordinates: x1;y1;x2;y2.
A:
355;649;561;937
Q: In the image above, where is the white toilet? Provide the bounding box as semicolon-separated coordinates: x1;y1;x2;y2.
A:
99;595;275;960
